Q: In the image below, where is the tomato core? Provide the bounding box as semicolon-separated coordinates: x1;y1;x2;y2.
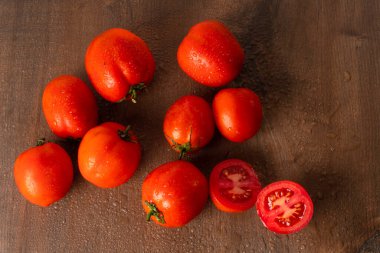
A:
218;166;256;203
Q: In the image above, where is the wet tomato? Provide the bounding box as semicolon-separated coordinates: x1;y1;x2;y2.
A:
14;140;73;207
177;20;244;87
256;180;314;234
163;95;214;158
213;88;262;142
210;159;261;212
142;160;208;227
78;122;141;188
85;28;155;103
42;75;98;139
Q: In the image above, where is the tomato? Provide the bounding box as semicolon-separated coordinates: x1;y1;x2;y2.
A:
177;20;244;87
142;160;208;227
256;180;314;234
78;122;141;188
14;140;73;207
213;88;262;142
85;28;155;103
210;159;261;212
42;75;98;139
163;95;214;158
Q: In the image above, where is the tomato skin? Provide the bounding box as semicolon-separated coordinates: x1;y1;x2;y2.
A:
210;159;261;213
85;28;155;102
42;75;98;139
177;20;244;87
163;95;215;154
256;180;314;234
142;161;208;227
213;88;262;142
78;122;141;188
14;142;73;207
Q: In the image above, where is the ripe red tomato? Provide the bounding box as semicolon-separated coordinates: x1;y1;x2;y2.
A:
142;160;208;227
213;88;262;142
85;28;155;103
163;95;214;158
14;140;73;207
177;20;244;87
256;180;314;234
42;75;98;139
78;122;141;188
210;159;261;212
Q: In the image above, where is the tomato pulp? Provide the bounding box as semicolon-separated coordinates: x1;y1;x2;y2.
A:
210;159;261;212
256;180;314;234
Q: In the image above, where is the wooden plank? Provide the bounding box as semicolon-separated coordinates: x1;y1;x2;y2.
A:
0;0;378;252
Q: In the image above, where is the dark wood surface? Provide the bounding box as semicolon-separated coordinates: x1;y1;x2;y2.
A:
1;1;379;252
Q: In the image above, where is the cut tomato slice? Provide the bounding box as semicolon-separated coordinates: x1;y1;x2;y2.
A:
210;159;262;212
256;180;314;234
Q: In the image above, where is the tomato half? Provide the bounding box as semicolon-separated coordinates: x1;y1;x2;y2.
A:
42;75;98;139
210;159;261;212
177;20;244;87
163;95;214;158
14;140;73;207
256;180;314;234
142;160;208;227
85;28;155;102
213;88;262;142
78;122;141;188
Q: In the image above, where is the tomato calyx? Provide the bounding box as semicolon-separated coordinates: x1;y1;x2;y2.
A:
36;138;46;146
127;83;146;103
117;126;137;143
176;141;192;160
145;200;165;224
168;128;194;159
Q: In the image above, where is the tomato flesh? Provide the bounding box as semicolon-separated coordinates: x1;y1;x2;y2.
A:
210;159;261;212
256;181;313;234
266;188;306;227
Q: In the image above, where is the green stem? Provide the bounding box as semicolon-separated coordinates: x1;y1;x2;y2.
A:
127;83;146;103
117;126;136;143
36;138;46;146
145;201;165;224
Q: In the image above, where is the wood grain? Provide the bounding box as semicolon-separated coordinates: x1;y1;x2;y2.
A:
0;0;379;252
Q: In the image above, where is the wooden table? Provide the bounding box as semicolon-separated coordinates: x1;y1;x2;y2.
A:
1;1;379;252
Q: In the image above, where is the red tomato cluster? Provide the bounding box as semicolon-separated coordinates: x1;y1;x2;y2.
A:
13;20;313;235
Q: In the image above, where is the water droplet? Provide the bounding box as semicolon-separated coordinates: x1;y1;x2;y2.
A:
344;71;351;82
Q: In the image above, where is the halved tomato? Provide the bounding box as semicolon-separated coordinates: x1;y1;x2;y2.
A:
210;159;261;212
256;180;314;234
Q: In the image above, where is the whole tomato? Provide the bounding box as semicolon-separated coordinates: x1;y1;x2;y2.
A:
163;95;214;158
213;88;262;142
177;20;244;87
78;122;141;188
42;75;98;139
85;28;155;103
14;140;73;207
142;160;208;227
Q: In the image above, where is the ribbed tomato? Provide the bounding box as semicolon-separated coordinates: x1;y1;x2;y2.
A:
177;20;244;87
42;75;98;139
85;28;155;102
